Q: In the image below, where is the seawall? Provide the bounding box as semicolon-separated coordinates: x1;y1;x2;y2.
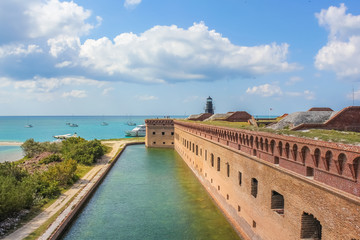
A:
146;119;360;240
46;142;145;240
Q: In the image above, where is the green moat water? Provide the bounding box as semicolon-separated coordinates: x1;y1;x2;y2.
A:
62;145;241;240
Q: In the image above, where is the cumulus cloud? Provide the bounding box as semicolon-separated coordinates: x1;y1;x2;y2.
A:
25;0;95;39
315;4;360;80
0;44;42;58
48;36;81;58
124;0;142;8
62;89;87;98
0;0;100;46
246;84;282;97
14;76;105;93
77;22;297;83
135;95;159;101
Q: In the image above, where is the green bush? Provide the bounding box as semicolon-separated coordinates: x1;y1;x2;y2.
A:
0;164;35;221
61;137;105;165
21;139;61;158
39;154;62;164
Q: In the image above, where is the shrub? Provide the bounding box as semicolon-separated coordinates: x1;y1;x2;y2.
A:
39;154;62;164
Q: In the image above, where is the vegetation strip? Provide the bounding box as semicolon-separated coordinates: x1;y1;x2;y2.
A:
47;142;144;240
178;120;360;145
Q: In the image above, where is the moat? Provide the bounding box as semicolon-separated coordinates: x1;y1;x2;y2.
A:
62;145;241;240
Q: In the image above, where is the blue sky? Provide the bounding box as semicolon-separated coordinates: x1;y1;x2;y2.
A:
1;0;360;116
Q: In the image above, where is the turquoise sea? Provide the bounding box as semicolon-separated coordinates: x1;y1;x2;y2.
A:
0;116;184;162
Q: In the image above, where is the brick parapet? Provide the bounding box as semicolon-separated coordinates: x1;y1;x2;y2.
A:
174;120;360;197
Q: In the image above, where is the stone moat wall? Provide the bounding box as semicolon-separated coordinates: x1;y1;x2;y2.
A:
145;119;360;240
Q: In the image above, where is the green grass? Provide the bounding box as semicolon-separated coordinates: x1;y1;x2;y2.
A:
75;164;94;179
179;120;360;145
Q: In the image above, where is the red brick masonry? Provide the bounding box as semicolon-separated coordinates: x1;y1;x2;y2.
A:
174;120;360;197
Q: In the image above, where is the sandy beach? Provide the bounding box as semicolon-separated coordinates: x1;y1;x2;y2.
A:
0;141;23;146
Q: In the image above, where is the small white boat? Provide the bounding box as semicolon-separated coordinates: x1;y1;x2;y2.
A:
101;122;109;126
125;125;146;137
127;121;136;126
53;133;78;139
69;123;78;127
25;124;33;128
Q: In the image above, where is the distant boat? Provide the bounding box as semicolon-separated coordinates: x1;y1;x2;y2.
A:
125;125;146;137
66;122;71;125
53;133;78;140
101;122;109;126
127;121;136;126
69;123;78;127
24;124;33;128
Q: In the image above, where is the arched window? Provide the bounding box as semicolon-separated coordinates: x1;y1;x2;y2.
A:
325;151;333;171
314;148;321;167
293;144;298;161
260;138;264;150
270;140;275;154
265;139;269;152
354;157;360;179
301;146;310;163
278;141;283;156
300;212;322;239
211;154;214;167
217;157;221;171
285;143;290;158
337;153;347;174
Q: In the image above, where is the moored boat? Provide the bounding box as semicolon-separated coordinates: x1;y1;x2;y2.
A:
125;125;146;137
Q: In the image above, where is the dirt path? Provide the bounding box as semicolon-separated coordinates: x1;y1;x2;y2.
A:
4;140;137;240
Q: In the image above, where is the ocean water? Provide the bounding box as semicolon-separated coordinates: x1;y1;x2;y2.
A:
0;116;184;162
62;145;241;240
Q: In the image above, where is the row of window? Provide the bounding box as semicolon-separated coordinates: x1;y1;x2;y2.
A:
152;131;174;135
178;135;322;239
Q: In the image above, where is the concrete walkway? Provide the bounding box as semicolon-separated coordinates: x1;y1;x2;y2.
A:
4;140;134;240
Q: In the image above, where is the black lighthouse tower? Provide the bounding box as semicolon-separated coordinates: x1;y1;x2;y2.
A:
205;96;214;114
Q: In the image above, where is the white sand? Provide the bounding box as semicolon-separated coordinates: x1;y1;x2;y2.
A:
0;141;23;146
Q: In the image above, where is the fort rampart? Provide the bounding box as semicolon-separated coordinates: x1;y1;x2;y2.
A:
145;119;360;240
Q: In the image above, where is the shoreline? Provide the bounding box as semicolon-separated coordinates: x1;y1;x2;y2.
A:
0;141;23;146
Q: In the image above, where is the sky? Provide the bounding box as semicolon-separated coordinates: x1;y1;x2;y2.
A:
1;0;360;116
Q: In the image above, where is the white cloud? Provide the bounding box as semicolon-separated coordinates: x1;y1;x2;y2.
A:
316;3;360;41
124;0;142;8
62;89;87;98
77;22;297;83
14;76;105;93
48;36;80;58
25;0;95;39
315;4;360;80
135;95;158;101
246;84;282;97
286;76;302;85
0;44;42;58
55;61;72;68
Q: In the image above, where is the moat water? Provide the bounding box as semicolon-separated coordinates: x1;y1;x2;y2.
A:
62;145;241;240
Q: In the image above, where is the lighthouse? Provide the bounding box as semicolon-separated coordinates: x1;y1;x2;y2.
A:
205;96;214;114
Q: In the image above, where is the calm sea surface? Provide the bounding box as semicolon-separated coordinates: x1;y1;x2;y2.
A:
62;145;241;240
0;116;183;162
